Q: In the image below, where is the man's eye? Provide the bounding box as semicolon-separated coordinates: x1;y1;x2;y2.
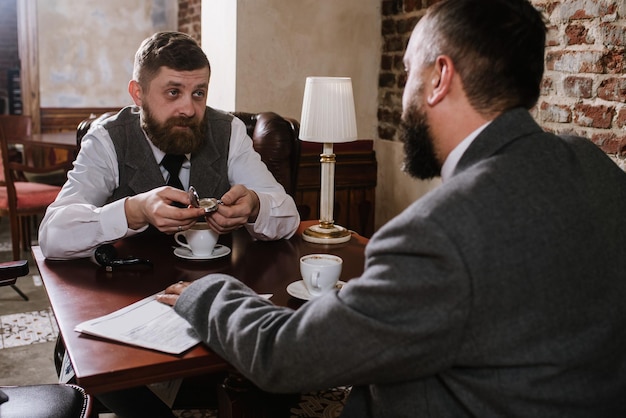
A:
167;90;179;97
193;90;206;98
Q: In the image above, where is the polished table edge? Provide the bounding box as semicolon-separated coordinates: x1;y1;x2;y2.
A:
9;132;78;150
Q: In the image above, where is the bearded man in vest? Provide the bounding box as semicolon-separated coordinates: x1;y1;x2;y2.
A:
39;31;299;260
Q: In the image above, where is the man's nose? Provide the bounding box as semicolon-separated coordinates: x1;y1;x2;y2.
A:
177;95;196;118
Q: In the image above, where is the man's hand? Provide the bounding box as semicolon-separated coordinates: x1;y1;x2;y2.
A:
205;184;260;234
124;186;207;232
156;281;191;306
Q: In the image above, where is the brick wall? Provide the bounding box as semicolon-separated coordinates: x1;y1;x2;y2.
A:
0;0;19;112
379;0;626;156
178;0;202;45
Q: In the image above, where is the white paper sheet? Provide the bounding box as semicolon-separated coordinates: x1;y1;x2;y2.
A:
74;293;200;355
74;292;273;355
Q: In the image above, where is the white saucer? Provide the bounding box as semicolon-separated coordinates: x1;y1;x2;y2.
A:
286;280;346;301
174;244;231;260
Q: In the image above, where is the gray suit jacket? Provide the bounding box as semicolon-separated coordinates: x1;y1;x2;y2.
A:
175;108;626;417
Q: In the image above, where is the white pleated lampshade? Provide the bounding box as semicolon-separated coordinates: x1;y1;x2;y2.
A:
299;77;358;143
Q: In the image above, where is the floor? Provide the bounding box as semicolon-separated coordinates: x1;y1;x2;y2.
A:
0;222;60;388
0;218;348;417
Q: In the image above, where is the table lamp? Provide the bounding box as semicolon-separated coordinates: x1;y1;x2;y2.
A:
299;76;357;244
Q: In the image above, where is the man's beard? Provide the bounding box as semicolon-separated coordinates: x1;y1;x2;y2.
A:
141;105;207;155
399;105;441;180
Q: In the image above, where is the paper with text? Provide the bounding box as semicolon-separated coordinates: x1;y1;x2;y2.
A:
74;293;200;355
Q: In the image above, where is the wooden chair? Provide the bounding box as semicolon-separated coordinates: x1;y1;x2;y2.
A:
0;115;68;264
0;259;92;418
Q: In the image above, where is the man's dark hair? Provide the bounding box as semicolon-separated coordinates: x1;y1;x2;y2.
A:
133;31;210;89
422;0;547;113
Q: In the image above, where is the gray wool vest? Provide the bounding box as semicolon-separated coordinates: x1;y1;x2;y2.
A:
103;106;232;204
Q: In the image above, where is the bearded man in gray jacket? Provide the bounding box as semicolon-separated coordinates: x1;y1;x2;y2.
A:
160;0;626;416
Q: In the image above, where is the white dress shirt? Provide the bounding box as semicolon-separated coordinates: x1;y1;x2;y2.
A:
38;117;300;259
440;121;491;183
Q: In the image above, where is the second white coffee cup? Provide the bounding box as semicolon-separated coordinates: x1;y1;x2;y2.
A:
174;223;218;257
300;254;343;297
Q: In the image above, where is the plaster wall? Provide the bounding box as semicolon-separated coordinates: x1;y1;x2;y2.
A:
37;0;178;108
202;0;381;139
374;140;441;230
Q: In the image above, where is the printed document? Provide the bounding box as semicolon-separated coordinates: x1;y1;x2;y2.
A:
74;293;200;354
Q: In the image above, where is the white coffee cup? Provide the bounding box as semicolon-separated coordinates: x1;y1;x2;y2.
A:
300;254;343;297
174;223;218;257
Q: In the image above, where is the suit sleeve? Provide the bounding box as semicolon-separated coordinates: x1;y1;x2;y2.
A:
175;212;471;393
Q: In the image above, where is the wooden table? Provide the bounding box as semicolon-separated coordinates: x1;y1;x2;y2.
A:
9;132;78;168
10;132;77;151
32;221;367;415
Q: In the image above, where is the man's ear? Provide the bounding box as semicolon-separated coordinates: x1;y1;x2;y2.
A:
427;55;454;106
128;80;143;106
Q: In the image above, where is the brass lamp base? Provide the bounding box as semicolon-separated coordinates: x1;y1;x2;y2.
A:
302;223;352;244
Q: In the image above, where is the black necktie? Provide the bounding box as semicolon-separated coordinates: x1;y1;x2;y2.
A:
161;154;185;190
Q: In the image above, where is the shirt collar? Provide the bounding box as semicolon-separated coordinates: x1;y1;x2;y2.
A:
440;121;491;183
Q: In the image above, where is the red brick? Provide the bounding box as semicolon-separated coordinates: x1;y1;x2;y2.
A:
378;125;396;141
599;49;626;74
565;24;593;45
617;108;626;129
539;102;572;123
546;25;560;47
379;91;397;109
392;109;402;125
384;36;406;53
397;16;420;34
546;50;604;73
563;76;593;98
573;104;615;129
382;18;397;36
599;23;626;47
404;0;419;12
377;107;395;124
590;132;626;154
178;0;201;44
541;76;556;96
382;0;400;15
620;2;626;21
558;0;599;20
589;132;612;153
393;54;406;71
379;73;397;88
597;77;626;102
397;71;407;88
381;54;394;71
